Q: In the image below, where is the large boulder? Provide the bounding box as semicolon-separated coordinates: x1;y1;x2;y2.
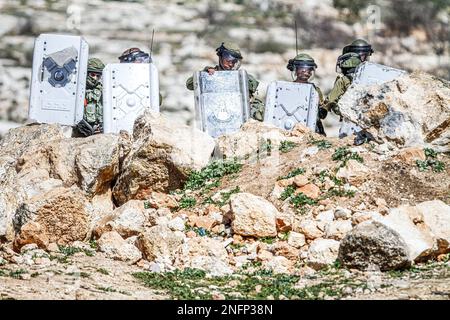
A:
229;192;278;238
216;120;305;160
339;71;450;151
338;221;411;271
112;111;215;205
97;231;142;264
136;225;185;262
13;186;91;250
305;238;340;270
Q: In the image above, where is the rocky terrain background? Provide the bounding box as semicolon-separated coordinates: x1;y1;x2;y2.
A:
0;0;449;300
0;0;449;137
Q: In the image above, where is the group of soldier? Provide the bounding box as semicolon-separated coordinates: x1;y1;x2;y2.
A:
78;39;374;139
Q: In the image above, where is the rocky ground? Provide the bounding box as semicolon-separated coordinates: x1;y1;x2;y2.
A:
0;0;449;301
0;0;449;137
0;70;449;300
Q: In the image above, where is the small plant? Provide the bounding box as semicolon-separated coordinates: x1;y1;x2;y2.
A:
97;268;110;275
280;185;295;201
277;168;305;180
89;240;98;250
290;192;317;209
143;201;151;209
279;141;298;153
332;146;363;167
9;269;27;279
179;195;197;209
309;137;332;150
416;148;445;173
185;225;211;237
279;231;290;241
260;237;276;244
58;245;94;257
204;186;240;207
183;158;242;192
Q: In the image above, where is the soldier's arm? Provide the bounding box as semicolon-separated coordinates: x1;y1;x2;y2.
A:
324;77;348;114
313;85;328;120
186;66;216;91
247;73;260;97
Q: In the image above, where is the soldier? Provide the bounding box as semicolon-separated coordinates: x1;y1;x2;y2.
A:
118;47;163;106
342;38;374;63
186;42;265;121
75;57;105;137
287;53;328;136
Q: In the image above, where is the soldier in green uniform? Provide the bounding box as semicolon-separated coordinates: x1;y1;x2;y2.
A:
186;42;265;121
118;47;163;106
75;57;105;137
324;39;374;141
287;53;328;136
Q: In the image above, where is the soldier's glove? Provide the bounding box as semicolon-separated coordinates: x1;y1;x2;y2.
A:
318;107;328;119
76;119;94;137
354;130;374;146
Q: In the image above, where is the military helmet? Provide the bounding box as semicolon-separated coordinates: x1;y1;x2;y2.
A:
287;53;317;71
216;42;243;60
336;52;362;74
342;39;374;56
87;58;105;73
118;47;151;63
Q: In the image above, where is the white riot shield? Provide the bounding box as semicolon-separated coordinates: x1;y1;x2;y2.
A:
193;70;249;138
29;34;89;126
353;62;407;86
102;63;159;134
264;81;319;131
338;62;407;138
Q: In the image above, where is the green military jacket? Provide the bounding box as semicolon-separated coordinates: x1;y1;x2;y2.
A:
324;75;352;115
84;86;103;126
186;65;264;121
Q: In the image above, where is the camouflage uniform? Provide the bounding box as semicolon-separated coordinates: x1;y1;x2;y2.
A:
186;42;265;121
287;53;327;135
76;58;104;136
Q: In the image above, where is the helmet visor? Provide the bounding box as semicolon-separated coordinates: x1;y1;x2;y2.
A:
119;51;151;63
292;65;315;82
220;52;241;70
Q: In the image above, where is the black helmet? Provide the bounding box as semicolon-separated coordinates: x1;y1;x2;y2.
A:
342;39;374;57
118;47;151;63
287;53;317;71
216;42;243;70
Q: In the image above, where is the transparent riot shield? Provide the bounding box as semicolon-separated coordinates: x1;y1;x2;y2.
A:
193;70;249;138
264;81;319;131
29;34;89;126
353;62;407;86
102;63;160;134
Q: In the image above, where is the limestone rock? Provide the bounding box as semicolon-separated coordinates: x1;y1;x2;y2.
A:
98;231;142;264
13;186;90;250
324;220;353;240
306;239;340;270
113;111;215;205
295;184;321;199
287;231;306;249
394;147;426;165
230;193;277;237
137;225;185;261
338;221;411;271
339;71;450;152
336;160;369;186
294;219;324;240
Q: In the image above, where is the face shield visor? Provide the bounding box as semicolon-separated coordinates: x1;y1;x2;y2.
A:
119;51;151;63
219;50;242;70
291;63;316;82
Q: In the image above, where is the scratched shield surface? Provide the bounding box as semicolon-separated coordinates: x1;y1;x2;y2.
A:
264;81;319;131
102;63;160;134
28;34;88;126
353;62;407;86
194;70;249;138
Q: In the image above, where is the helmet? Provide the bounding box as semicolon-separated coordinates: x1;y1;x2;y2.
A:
342;39;374;61
336;52;362;75
87;58;105;73
216;42;243;70
287;53;317;82
86;58;105;88
118;47;151;63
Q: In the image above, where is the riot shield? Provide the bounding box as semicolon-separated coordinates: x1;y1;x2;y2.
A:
102;63;160;134
353;62;407;86
29;34;89;126
193;70;249;138
264;81;319;131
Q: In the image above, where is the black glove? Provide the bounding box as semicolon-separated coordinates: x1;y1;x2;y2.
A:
318;107;328;119
354;130;374;146
76;119;94;137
